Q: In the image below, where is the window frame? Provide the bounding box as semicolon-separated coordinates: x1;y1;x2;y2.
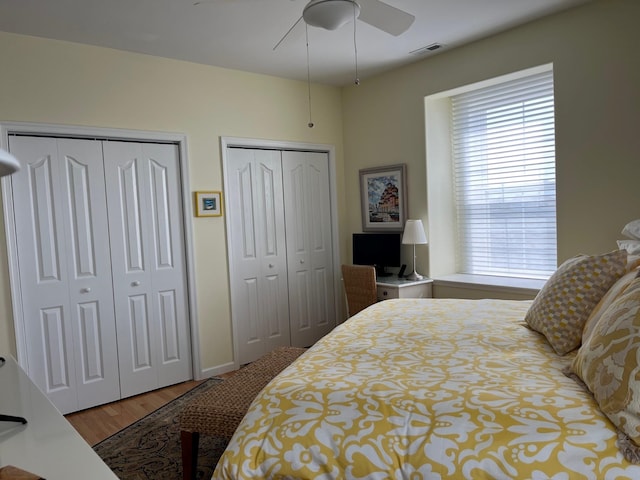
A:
451;70;557;279
425;64;557;286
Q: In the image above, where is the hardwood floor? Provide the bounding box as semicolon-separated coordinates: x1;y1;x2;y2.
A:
65;375;233;446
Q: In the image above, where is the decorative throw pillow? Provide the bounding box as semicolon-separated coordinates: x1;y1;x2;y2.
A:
525;249;627;355
582;267;640;344
628;255;640;271
571;277;640;448
618;240;640;255
622;219;640;240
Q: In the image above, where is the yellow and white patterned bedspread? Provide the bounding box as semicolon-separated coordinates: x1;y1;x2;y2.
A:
213;299;640;479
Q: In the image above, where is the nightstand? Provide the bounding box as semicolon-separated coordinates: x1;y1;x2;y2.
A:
376;277;433;300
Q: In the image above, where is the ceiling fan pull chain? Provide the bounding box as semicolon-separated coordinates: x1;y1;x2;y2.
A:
353;2;360;86
306;24;314;128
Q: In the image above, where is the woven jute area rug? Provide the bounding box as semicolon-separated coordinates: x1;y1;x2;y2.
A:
94;378;228;480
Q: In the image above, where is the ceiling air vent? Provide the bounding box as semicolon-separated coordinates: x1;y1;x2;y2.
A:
410;43;444;56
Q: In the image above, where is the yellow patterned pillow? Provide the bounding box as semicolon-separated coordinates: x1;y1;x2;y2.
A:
571;277;640;446
582;268;640;344
525;249;627;355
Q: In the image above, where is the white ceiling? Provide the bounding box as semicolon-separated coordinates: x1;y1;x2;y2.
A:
0;0;591;86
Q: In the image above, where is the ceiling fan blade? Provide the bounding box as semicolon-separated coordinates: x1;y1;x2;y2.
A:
273;16;304;50
358;0;415;36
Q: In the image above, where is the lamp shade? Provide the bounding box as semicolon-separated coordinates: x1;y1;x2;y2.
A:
303;0;360;30
402;219;428;245
0;148;20;177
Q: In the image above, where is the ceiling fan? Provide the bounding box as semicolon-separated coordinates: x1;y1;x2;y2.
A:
274;0;415;49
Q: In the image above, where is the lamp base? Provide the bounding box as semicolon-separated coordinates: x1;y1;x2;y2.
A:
405;271;423;281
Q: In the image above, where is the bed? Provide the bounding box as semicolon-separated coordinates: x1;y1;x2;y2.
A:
214;250;640;479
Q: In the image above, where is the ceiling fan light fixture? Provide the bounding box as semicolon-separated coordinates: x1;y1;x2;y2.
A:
303;0;360;31
0;148;20;177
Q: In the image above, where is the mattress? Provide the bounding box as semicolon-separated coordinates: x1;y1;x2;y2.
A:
213;298;640;479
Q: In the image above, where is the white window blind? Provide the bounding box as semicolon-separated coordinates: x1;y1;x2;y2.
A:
451;70;557;279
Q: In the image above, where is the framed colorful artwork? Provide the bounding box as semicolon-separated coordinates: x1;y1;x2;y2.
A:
359;164;407;232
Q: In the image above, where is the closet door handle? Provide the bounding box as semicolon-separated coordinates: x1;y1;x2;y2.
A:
81;287;91;293
269;264;274;268
132;281;141;287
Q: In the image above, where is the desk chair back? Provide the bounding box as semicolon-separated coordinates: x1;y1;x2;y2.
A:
341;264;378;317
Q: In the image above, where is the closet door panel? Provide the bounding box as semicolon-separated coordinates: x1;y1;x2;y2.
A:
227;154;261;360
158;290;180;361
118;159;145;272
128;294;153;370
59;139;120;410
104;143;158;396
282;151;336;347
143;144;191;385
29;154;63;283
9;136;119;413
307;162;333;330
290;270;311;331
77;301;107;380
149;159;174;268
263;273;288;339
241;278;261;344
227;148;290;364
255;158;290;345
313;267;331;327
258;162;281;258
66;156;97;276
104;141;191;397
40;306;71;392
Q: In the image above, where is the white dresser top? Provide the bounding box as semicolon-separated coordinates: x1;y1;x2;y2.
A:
376;277;433;288
0;355;117;479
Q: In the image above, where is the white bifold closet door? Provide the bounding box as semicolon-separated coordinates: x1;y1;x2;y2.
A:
8;136;191;413
227;149;291;365
226;147;336;365
103;141;191;398
10;136;120;413
282;151;335;348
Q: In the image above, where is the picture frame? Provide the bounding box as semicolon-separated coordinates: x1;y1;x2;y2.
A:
359;164;407;232
194;191;223;217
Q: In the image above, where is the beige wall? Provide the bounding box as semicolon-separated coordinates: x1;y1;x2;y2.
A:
0;32;346;371
342;0;640;283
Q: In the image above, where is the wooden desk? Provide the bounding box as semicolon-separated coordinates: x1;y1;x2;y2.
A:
0;356;117;480
376;277;433;301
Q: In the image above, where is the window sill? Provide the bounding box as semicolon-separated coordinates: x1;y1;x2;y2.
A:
433;274;546;297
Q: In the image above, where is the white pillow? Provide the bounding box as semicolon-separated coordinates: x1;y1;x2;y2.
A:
617;239;640;255
621;219;640;240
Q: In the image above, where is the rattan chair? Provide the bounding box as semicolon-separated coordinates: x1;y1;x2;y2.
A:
341;264;378;317
180;346;306;480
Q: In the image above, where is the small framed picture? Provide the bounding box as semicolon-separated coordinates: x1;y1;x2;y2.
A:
194;191;223;217
359;164;407;232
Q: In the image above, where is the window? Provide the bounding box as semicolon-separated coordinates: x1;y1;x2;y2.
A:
451;70;556;279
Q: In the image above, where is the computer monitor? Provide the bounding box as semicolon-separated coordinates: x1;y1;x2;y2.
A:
352;233;402;277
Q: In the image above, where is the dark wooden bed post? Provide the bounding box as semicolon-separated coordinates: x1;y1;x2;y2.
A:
181;430;199;480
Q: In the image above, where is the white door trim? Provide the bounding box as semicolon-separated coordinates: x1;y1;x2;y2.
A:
221;136;342;370
1;122;203;380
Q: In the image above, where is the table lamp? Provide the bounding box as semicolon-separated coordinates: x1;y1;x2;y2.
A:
402;219;428;281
